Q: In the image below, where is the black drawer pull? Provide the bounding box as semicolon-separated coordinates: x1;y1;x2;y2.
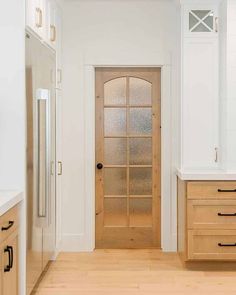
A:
1;221;14;231
218;189;236;193
218;213;236;216
9;246;13;268
218;243;236;247
4;246;11;272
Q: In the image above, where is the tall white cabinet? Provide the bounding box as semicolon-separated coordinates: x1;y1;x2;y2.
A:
26;0;47;39
25;0;63;252
181;1;220;170
55;7;63;251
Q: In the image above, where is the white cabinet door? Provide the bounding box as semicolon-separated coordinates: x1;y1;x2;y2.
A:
26;0;46;39
183;4;219;37
46;0;57;49
55;5;62;89
56;89;62;249
26;0;37;30
182;37;219;169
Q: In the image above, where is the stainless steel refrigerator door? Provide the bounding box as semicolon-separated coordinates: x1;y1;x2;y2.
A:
26;33;44;295
26;32;56;294
40;42;56;269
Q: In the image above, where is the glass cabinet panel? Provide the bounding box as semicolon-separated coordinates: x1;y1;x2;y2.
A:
189;10;214;32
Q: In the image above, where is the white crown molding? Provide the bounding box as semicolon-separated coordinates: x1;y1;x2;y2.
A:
180;0;222;4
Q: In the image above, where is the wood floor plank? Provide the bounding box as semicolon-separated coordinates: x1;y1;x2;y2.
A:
34;250;236;295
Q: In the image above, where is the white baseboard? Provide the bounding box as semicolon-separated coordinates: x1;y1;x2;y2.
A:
61;234;94;252
162;234;178;252
60;233;177;253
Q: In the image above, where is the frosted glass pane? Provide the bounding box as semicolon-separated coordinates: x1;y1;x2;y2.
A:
104;138;127;165
130;168;152;195
190;10;213;32
204;15;213;29
104;168;127;195
189;13;198;30
129;108;152;135
192;10;210;19
192;23;210;32
104;198;127;226
129;198;152;227
104;108;126;136
104;78;126;105
129;138;152;165
129;78;151;105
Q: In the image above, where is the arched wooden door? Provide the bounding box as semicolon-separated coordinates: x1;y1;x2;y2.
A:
95;68;161;248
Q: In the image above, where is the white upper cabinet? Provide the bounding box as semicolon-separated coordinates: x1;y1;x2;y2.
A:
26;0;62;53
46;0;57;50
182;37;219;169
55;6;62;89
26;0;46;39
183;3;219;37
181;1;220;170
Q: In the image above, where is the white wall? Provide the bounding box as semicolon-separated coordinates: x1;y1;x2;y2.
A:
61;0;180;251
0;2;25;190
0;1;26;295
219;0;236;170
226;0;236;170
219;0;228;168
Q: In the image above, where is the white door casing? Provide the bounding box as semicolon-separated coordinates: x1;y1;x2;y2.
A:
80;50;177;252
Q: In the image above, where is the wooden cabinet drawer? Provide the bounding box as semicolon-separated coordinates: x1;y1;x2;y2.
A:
0;206;19;244
1;230;18;295
188;200;236;229
188;230;236;260
187;182;236;199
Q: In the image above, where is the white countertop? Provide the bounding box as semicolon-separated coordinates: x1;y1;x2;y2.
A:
176;169;236;181
0;191;23;216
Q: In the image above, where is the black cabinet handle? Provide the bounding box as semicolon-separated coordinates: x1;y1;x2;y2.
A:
4;246;11;272
218;213;236;216
218;189;236;193
97;163;103;170
218;243;236;247
1;221;14;231
9;246;13;268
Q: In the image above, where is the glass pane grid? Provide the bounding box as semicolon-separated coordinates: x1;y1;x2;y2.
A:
103;76;153;229
189;10;214;33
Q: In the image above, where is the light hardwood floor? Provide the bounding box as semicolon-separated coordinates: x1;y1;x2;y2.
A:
34;249;236;295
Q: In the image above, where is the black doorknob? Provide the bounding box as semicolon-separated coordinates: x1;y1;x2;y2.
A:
97;163;103;170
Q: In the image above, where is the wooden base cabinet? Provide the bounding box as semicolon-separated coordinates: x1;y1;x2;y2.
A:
0;206;19;295
178;179;236;261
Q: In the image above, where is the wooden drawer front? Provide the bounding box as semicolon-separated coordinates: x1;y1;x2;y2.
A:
187;182;236;199
0;206;19;244
188;230;236;260
188;200;236;229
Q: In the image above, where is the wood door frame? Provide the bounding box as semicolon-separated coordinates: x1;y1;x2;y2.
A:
95;68;161;248
82;56;175;252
